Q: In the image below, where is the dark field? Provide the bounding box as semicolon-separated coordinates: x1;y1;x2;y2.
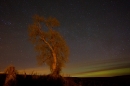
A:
0;74;130;86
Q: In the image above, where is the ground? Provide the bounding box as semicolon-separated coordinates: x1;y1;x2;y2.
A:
0;74;130;86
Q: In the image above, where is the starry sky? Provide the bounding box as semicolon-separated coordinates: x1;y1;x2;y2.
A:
0;0;130;77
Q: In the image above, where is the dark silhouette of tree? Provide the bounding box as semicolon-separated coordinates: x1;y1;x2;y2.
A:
28;15;69;76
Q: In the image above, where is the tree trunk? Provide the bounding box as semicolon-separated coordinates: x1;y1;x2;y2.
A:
52;52;57;75
40;37;58;76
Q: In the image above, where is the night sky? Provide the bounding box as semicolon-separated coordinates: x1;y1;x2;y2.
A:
0;0;130;77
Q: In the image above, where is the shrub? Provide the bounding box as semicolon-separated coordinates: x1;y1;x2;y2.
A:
4;65;17;86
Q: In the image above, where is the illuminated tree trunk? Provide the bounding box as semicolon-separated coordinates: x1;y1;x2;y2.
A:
40;37;57;75
52;52;57;75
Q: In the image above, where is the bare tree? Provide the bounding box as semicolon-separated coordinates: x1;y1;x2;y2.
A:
28;15;69;76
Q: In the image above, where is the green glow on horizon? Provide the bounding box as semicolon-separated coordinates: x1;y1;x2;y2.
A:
72;68;130;77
